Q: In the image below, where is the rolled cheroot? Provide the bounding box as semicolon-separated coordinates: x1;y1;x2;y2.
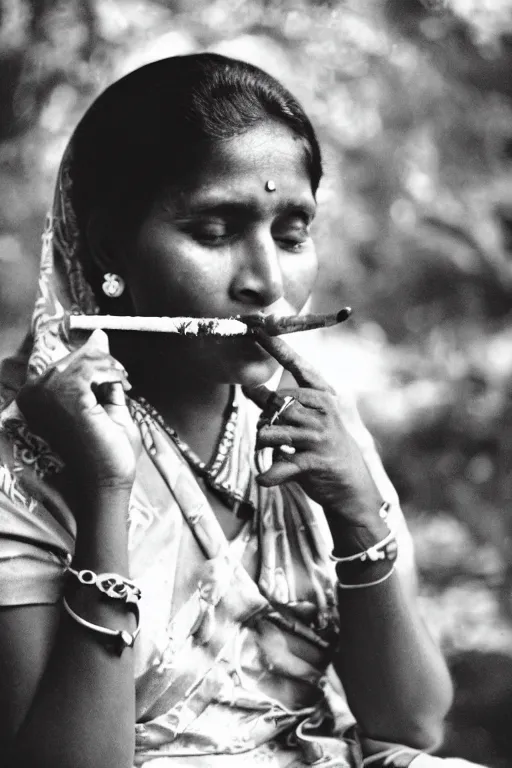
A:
65;307;352;337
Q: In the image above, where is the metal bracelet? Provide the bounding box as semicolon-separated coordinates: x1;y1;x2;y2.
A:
329;530;397;564
337;565;396;590
329;501;397;565
66;566;142;603
62;597;140;654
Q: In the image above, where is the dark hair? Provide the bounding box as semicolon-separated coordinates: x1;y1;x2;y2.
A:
69;52;322;233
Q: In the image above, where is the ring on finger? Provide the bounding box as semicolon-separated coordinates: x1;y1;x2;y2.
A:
278;444;296;456
261;391;285;423
269;395;296;426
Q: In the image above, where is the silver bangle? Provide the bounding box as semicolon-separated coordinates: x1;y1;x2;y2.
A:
329;501;396;564
66;566;141;604
329;530;397;564
379;500;392;524
337;565;396;590
62;597;140;654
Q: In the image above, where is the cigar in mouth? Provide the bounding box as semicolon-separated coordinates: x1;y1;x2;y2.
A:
64;307;352;337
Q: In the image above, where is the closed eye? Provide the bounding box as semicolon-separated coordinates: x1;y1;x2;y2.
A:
177;209;314;251
272;216;312;252
180;217;235;246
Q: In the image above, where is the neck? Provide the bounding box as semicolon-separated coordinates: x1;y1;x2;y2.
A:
130;363;233;465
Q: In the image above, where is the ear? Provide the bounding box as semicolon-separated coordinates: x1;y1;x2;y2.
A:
85;209;124;275
85;209;136;315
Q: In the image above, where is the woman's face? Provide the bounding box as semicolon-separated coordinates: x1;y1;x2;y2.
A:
121;121;318;386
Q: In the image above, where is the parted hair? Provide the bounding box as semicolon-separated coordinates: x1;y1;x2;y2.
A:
69;52;323;232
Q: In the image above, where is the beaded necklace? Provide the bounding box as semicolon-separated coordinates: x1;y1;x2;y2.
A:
135;389;255;517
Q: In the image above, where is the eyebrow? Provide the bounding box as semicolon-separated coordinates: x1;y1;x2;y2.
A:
173;193;317;220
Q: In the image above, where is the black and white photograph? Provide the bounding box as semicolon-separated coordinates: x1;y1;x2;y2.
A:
1;2;511;767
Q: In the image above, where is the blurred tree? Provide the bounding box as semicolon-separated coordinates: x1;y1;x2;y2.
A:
2;2;512;761
0;0;99;142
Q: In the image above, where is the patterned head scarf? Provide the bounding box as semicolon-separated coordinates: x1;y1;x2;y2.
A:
28;144;98;380
0;140;103;472
0;137;101;417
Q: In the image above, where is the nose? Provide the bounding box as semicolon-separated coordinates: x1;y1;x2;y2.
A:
230;229;284;308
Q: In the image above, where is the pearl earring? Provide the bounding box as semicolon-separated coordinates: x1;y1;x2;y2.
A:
102;273;125;298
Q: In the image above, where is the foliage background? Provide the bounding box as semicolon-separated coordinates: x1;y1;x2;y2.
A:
2;0;512;764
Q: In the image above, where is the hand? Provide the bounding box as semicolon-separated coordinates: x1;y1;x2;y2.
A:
17;330;140;492
243;330;383;527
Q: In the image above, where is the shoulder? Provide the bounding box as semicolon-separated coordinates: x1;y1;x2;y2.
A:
0;407;74;607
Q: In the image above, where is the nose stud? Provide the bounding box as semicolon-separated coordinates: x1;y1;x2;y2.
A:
265;180;276;192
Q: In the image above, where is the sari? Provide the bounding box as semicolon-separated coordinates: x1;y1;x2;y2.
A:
0;135;422;768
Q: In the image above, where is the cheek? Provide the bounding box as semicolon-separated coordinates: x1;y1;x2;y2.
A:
283;251;318;311
125;230;221;314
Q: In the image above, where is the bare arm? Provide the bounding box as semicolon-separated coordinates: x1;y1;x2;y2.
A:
329;512;452;750
245;331;453;749
1;489;136;768
0;331;141;768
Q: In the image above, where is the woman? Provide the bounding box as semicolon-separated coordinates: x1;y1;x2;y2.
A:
0;54;453;768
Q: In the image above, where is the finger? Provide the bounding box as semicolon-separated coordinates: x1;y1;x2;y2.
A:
257;408;314;431
63;351;129;385
256;459;302;487
90;370;132;408
253;329;334;392
244;387;315;428
242;384;275;411
285;389;332;414
86;328;110;354
99;383;139;441
49;332;119;376
258;388;332;416
96;381;127;406
60;368;130;413
54;329;111;372
256;425;315;449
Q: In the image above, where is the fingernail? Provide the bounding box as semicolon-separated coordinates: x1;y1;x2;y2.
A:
90;329;108;342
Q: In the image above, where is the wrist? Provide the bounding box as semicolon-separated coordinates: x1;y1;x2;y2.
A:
323;483;383;523
326;502;388;553
329;500;398;586
65;447;137;494
336;563;396;589
334;539;396;585
328;497;392;555
77;483;133;513
330;518;389;556
72;488;132;574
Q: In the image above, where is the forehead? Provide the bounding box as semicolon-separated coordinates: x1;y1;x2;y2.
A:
172;122;316;213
